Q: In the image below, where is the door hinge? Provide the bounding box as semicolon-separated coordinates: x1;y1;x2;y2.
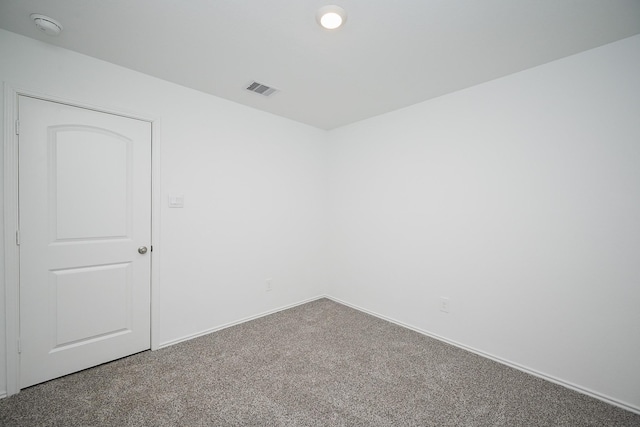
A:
150;245;153;252
15;119;20;135
16;229;20;246
18;338;22;354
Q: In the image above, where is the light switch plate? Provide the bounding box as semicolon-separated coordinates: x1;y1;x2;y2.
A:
168;195;184;208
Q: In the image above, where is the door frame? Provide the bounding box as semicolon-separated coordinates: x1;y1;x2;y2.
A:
3;83;162;396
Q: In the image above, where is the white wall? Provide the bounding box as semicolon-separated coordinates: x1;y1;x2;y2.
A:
0;29;328;395
327;34;640;410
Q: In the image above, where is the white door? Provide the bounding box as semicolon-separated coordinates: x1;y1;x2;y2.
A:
18;96;151;388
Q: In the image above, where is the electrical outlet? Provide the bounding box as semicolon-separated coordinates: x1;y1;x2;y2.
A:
440;297;450;313
266;278;272;292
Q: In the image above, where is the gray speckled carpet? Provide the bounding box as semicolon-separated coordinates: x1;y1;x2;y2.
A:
1;298;638;426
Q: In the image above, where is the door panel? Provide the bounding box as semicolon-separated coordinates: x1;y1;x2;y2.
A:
51;262;131;348
18;96;151;388
51;126;132;241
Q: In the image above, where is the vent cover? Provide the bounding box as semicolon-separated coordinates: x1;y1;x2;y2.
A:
246;81;278;97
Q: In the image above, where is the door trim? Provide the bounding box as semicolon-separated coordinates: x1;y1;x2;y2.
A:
3;83;162;396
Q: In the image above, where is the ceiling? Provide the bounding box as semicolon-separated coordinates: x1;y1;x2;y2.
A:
1;1;640;130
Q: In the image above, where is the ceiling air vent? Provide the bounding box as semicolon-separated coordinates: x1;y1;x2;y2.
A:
246;81;278;97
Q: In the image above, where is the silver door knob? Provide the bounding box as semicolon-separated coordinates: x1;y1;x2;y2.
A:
138;246;148;254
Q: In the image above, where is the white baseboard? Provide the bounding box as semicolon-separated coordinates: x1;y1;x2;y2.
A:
158;295;327;349
0;391;7;399
324;295;640;415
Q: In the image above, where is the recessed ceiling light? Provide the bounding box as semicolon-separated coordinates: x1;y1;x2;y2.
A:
30;14;63;36
316;5;347;30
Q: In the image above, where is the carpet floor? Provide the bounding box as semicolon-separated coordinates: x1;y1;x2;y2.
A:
0;298;638;426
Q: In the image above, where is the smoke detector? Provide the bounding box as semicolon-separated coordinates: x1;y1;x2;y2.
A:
31;14;63;36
